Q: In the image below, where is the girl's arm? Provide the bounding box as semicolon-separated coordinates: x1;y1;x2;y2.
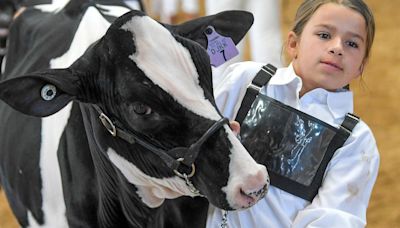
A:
292;122;380;228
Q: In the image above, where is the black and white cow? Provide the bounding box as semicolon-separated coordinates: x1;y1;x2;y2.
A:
0;0;16;67
0;2;269;227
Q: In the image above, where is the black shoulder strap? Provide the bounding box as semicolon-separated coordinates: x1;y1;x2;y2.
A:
235;64;277;124
339;113;360;136
300;113;360;201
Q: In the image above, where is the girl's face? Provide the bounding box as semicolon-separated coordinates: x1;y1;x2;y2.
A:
287;3;367;96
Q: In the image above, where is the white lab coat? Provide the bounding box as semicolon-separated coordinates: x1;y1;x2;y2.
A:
207;62;380;228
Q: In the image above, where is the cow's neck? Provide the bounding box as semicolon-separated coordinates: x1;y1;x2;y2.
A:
79;103;155;227
90;144;151;227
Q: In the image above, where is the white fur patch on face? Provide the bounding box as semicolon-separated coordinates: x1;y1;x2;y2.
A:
107;148;198;208
120;16;221;121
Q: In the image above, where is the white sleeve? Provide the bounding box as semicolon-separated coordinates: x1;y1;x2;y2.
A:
292;122;380;228
214;61;264;119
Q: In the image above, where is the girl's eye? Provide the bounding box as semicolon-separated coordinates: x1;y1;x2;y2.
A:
132;102;152;115
318;32;330;39
346;41;359;48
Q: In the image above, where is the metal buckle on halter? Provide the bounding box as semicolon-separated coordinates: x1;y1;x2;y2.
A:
173;158;200;195
173;158;196;178
99;113;117;136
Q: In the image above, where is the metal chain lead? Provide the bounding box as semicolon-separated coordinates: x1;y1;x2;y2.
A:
183;173;202;196
221;210;228;228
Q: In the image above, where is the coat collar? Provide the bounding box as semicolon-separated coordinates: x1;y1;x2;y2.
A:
269;63;354;120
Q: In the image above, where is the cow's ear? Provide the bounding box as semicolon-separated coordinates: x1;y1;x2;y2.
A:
0;69;80;117
168;10;254;49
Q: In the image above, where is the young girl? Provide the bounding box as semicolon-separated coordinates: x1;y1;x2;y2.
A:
207;0;379;227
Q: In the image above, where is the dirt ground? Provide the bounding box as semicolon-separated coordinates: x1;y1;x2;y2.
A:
0;0;399;227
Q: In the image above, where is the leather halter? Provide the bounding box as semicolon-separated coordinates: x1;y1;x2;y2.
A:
94;105;229;178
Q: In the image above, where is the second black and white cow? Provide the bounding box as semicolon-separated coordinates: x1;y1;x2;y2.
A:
0;6;269;228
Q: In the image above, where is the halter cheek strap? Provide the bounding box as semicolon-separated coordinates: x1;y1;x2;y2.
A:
94;105;228;176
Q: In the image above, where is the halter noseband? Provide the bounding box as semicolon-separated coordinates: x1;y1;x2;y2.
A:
94;105;229;180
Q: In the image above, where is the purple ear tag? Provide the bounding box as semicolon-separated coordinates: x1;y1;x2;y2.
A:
204;26;239;67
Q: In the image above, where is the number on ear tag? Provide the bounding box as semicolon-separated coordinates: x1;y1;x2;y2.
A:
204;26;239;67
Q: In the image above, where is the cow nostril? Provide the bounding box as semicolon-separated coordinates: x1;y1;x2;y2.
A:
238;184;269;208
239;189;257;208
241;184;268;199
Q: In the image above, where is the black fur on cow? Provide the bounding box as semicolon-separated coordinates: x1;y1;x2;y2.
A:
0;3;269;227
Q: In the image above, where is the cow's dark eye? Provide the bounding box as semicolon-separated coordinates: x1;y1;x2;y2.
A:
132;102;152;115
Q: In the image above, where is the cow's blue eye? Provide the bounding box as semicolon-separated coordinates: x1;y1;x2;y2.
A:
132;103;151;115
41;84;57;101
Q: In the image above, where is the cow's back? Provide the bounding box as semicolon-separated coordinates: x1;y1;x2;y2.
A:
2;6;82;79
0;2;134;226
0;107;43;226
0;5;84;226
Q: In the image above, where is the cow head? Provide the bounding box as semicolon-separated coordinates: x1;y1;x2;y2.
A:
0;10;269;210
